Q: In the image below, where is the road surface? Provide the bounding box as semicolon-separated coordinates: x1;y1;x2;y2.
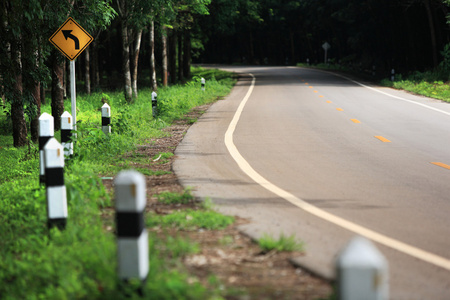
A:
174;66;450;299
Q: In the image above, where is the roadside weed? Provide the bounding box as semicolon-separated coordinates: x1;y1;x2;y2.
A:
147;209;235;231
157;188;194;205
258;233;305;253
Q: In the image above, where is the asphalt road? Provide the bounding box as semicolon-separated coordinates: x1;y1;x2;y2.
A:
174;66;450;299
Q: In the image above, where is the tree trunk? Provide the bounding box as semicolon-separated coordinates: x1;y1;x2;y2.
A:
10;40;28;147
30;80;40;143
150;21;157;91
424;0;438;67
121;18;132;102
178;31;184;82
51;51;64;131
131;29;143;99
85;47;91;95
183;31;191;79
92;39;100;90
162;26;168;87
29;48;41;143
40;83;46;105
169;30;177;84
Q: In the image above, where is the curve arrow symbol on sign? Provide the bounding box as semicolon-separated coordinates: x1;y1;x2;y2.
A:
62;30;80;50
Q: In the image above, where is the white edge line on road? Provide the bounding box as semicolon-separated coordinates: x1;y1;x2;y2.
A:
224;72;450;272
322;69;450;117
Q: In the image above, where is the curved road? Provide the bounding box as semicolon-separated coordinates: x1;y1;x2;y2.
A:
174;66;450;299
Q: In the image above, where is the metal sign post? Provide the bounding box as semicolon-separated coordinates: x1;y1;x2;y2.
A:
70;60;77;132
322;42;331;64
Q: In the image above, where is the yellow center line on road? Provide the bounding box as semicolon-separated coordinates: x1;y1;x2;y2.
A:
336;108;344;111
431;162;450;170
314;90;318;93
224;72;450;272
351;119;361;123
375;136;391;142
326;100;332;103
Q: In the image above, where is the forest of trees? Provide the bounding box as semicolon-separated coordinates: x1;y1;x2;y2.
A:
2;0;450;148
200;0;450;72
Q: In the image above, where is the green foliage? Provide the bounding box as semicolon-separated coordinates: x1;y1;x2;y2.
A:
379;70;450;102
157;188;195;204
147;209;235;231
257;233;305;253
439;43;450;79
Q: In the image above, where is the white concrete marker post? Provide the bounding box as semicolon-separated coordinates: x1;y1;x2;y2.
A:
39;113;54;184
336;236;389;300
201;77;206;91
151;91;157;118
44;138;68;230
61;111;73;157
115;170;149;291
101;103;111;135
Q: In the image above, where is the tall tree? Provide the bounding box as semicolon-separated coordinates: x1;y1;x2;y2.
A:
150;20;158;91
1;0;115;147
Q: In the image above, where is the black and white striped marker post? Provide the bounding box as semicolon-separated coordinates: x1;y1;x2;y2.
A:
151;91;157;118
44;138;68;230
201;77;206;91
115;170;149;291
39;113;54;184
61;111;73;157
102;103;111;135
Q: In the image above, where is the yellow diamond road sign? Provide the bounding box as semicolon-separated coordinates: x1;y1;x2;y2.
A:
49;17;93;61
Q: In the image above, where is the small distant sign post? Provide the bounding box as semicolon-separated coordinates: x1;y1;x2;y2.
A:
322;42;331;64
49;17;93;133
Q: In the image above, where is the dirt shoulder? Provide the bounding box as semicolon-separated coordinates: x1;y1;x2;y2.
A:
112;104;333;299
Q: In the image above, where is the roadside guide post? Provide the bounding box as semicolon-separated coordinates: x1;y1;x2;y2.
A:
322;42;331;64
39;113;54;184
61;111;73;157
44;138;68;230
336;236;389;300
115;170;149;293
152;91;157;118
101;103;111;135
201;77;206;91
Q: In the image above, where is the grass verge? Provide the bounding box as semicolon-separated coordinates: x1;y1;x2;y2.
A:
0;67;236;299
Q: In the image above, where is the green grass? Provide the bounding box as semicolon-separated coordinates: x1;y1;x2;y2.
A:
0;67;235;299
257;233;305;253
147;209;235;231
157;188;195;205
382;78;450;102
